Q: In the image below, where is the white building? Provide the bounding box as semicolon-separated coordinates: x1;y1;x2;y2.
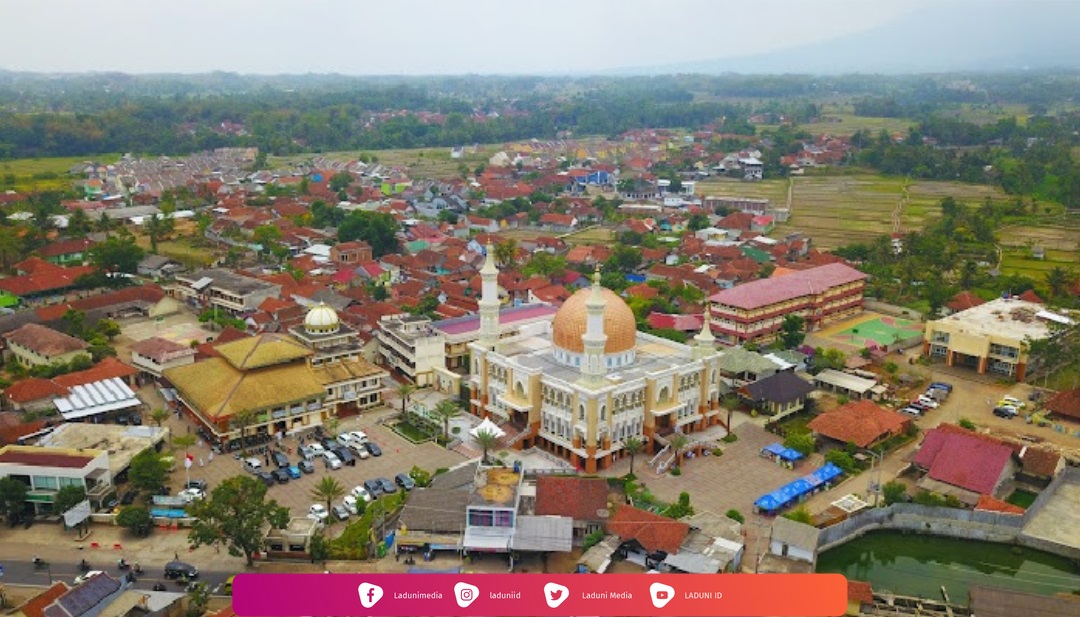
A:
0;445;113;514
129;337;197;378
376;314;447;387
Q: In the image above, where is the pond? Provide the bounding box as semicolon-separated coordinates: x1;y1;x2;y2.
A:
816;530;1080;600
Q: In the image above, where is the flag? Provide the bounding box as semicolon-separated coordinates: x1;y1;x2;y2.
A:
184;453;194;469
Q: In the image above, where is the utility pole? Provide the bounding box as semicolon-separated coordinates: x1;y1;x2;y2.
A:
866;449;884;507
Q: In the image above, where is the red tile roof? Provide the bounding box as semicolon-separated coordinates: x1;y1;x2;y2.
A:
709;263;864;310
0;411;49;446
1046;388;1080;420
35;284;166;322
606;504;689;554
807;400;911;448
912;426;1014;494
18;582;70;617
947;291;985;312
130;337;195;363
37;238;95;259
13;257;63;275
0;265;94;297
534;476;610;522
974;494;1024;515
52;357;138;389
0;448;93;468
1019;446;1061;478
847;580;874;605
5;323;88;356
646;312;704;332
4;377;69;403
1018;289;1044;304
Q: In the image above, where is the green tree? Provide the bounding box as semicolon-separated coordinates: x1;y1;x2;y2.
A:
824;450;857;475
473;429;500;464
185;583;211;617
687;213;709;231
311;476;346;514
725;509;745;524
1045;266;1077;300
622;436;645;477
396;382;417;415
129;449;169;493
252;224;282;260
432;400;460;441
115;505;153;537
778;314;806;349
149;408;170;428
722;394;740;438
187;475;289;566
66;207;92;236
783;506;813;524
89;235;145;274
94;319;121;341
54;485;87;515
144;213;174;254
493;239;518;267
0;477;28;523
783;432;815;456
667;433;689;469
882;481;908;506
337;211;400;258
62;309;87;339
309;532;330;565
521;251;566;278
605;244;642;272
329;171;353;192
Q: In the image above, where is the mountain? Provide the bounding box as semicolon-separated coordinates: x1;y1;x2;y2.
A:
628;1;1080;75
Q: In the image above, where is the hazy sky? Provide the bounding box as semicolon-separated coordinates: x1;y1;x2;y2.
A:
1;0;935;75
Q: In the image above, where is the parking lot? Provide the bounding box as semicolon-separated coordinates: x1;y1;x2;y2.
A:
162;407;467;535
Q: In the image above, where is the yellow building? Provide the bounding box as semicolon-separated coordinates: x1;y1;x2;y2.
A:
469;249;725;473
4;323;89;368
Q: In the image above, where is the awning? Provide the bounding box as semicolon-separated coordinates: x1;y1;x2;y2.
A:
463;529;512;552
511;515;573;553
470;418;505;440
54;377;141;421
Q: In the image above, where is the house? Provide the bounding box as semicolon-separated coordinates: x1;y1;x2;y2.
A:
534;476;610;545
2;377;69;413
37;238;95;265
137;254;183;279
807;400;911;449
329;241;373;265
912;425;1016;505
606;504;689;566
4;324;89;368
1044;388;1080;422
129;337;197;379
0;445;114;513
171;269;282;315
538;213;578;233
766;517;819;570
739;371;814;419
38;571;125;617
397;487;471;553
1016;445;1064;486
945;290;985;314
845;580;874;616
0;264;95;302
813;369;885;401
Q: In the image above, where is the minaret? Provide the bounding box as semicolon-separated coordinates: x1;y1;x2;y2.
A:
693;303;716;360
580;266;608;387
478;243;500;350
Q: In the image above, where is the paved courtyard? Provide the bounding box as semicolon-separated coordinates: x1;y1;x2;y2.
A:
1021;481;1080;549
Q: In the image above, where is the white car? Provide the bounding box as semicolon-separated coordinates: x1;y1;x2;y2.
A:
351;485;373;503
915;396;939;409
178;488;205;502
343;495;361;515
349;442;371;459
308;504;329;522
74;571;104;585
999;396;1025;409
345;430;368;445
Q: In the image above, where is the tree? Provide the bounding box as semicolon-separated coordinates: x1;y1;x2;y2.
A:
309;532;330;565
149;408;170;428
687;213;709;231
667;433;689;469
145;213;174;254
311;476;346;515
337;211;400;258
185;583;211;617
187;475;289;567
95;319;121;341
252;225;282;261
778;314;806;349
116;505;153;537
62;309;87;339
229;408;260;454
67;207;92;236
432;400;460;441
493;239;518;267
882;481;908;506
783;432;815;456
521;251;565;278
605;244;642;272
396;382;417;415
0;477;28;523
722;394;740;437
129;449;169;493
329;171;353;192
623;436;645;477
89;235;145;274
725;509;745;524
1045;266;1077;300
54;485;87;515
473;429;500;464
783;506;813;524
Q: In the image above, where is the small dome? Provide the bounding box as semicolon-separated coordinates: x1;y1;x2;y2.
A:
304;303;340;335
551;287;637;355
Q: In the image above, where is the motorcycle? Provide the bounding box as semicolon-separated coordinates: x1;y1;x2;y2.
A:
117;559;130;571
79;560;91;572
133;563;143;575
153;583;167;592
33;557;47;570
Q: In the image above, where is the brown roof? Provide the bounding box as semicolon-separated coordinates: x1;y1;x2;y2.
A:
37;238;95;259
4;323;88;357
0;411;48;446
0;447;93;468
975;494;1025;515
847;580;873;605
1045;388;1080;420
606;504;689;554
18;582;70;617
52;357;138;389
807;400;911;448
947;290;985;312
130;337;195;362
534;476;610;521
0;265;94;296
3;377;69;403
970;585;1080;617
1019;446;1061;478
34;285;166;322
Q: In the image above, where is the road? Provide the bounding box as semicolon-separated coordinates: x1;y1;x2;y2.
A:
0;557;235;593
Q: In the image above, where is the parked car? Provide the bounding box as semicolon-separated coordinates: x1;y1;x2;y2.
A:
332;447;356;466
129;414;142;426
297;460;315;474
286;465;302;479
900;406;923;417
323;451;342;470
915;396;939;409
256;471;275;486
271;468;291;484
349;442;371;459
120;489;138;505
319;437;337;451
178;488;205;502
343;495;361;515
332;504;350;521
308;504;329;522
999;396;1025;409
378;478;397;494
351;485;373;503
395;473;416;491
243;458;263;474
344;430;368;445
185;480;208;492
299;444;321;460
993;406;1019;418
363;479;383;498
164;561;199;579
929;381;953;393
365;442;383;457
271;451;290;468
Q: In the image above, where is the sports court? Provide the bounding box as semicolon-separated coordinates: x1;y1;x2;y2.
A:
814;312;924;352
120;313;216;345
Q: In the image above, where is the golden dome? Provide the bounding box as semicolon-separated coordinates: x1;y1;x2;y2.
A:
304;303;340;335
551;287;637;354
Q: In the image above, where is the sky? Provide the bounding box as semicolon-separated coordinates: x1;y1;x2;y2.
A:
0;0;936;75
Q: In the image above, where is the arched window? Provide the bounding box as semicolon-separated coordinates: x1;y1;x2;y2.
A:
579;403;586;421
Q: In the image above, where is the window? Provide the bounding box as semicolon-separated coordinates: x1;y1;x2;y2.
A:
468;510;494;527
33;476;58;491
58;477;83;488
495;511;514;527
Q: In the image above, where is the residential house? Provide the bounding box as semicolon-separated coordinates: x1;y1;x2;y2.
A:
739;371;814;419
538;213;578;233
137;255;183;279
765;517;819;571
1044;387;1080;423
534;476;610;545
717;346;779;388
4;324;89;368
37;238;95;265
606;504;690;567
329;241;373;265
912;424;1016;505
129;337;197;379
0;263;95;303
171;269;282;315
1016;445;1064;487
807;400;912;449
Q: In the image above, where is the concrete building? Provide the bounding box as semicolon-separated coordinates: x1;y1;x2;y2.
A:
36;423;168;482
467;248;726;473
4;323;89;368
376;314;446;387
923;297;1071;380
329;241;373;265
129;337;196;378
432;303;559;372
708;263;866;346
170;269;281;315
0;444;113;514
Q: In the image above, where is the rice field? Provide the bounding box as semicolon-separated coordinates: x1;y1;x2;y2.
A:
0;154;117;192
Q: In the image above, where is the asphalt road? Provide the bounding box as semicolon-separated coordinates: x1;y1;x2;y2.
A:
0;558;235;594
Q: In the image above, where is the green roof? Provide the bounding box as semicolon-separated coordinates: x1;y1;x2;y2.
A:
740;245;772;264
718;346;778;374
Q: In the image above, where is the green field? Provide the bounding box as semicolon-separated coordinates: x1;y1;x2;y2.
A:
272;145;494;181
0;154;117;193
998;217;1080;278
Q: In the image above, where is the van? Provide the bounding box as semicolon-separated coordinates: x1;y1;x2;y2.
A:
243;458;262;474
322;451;342;470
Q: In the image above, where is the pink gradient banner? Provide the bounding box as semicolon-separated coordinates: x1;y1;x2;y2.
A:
233;573;847;616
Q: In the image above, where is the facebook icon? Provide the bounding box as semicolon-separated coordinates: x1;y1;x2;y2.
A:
357;583;383;609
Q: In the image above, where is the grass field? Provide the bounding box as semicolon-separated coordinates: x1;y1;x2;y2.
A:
0;154;117;192
997;215;1080;278
133;233;217;269
563;226;615;245
272;146;493;181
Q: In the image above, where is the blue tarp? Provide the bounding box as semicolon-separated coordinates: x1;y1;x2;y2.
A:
780;448;804;462
754;493;786;512
810;463;843;483
762;443;785;456
151;508;186;518
754;464;843;512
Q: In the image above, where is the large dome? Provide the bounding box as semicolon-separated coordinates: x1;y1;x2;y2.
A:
551;287;637;354
304;303;340;335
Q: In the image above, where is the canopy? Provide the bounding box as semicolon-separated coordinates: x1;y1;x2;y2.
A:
470;418;505;440
762;443;785;456
755;463;844;512
763;442;804;462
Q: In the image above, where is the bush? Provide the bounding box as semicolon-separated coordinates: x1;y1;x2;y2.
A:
882;480;907;505
670;467;682;476
711;448;724;457
725;509;745;524
784;432;816;456
958;418;976;430
409;466;432;487
825;450;858;475
783;506;813;524
582;529;605;552
913;490;947;507
721;433;738;443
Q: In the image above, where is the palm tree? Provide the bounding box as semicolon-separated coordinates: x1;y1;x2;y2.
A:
1045;266;1077;299
229;408;259;454
396;383;417;415
623;436;644;477
145;213;168;254
722;394;740;437
432;400;460;441
473;429;500;465
311;476;345;515
149;408;170;428
667;433;689;470
172;434;196;453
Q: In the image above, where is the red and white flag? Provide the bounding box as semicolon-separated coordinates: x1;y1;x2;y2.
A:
184;453;194;469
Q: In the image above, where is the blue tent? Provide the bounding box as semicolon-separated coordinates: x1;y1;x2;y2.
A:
779;447;804;462
811;463;843;484
754;493;785;512
762;443;786;456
